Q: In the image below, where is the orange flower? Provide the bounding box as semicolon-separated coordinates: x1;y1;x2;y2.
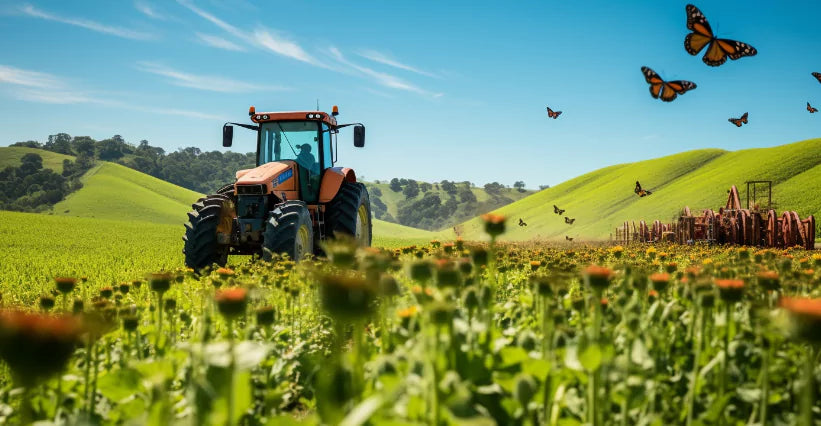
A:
480;214;506;237
779;297;821;343
583;265;613;291
715;279;745;302
215;287;248;319
215;267;235;279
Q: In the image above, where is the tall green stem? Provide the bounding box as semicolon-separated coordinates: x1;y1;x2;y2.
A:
800;346;816;426
686;306;704;426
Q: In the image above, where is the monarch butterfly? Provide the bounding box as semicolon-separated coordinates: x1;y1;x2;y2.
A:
564;217;575;225
641;67;697;102
518;218;527;227
553;205;565;215
809;102;819;114
813;72;821;84
635;181;653;197
546;107;562;119
684;4;757;67
728;112;748;127
565;236;574;241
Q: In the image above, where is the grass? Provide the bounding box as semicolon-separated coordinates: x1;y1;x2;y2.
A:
452;138;821;241
0;210;183;296
0;146;75;173
52;162;204;225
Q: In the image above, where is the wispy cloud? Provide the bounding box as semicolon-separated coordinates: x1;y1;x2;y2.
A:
136;61;287;92
177;0;323;67
329;48;442;98
134;1;166;21
0;64;221;120
0;65;65;89
357;50;439;78
195;33;245;52
20;4;155;40
252;29;324;67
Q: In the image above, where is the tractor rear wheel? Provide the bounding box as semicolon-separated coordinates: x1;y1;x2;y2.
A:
183;194;230;270
262;201;314;261
326;182;372;247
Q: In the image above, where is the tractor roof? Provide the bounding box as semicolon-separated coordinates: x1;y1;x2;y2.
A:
249;111;338;127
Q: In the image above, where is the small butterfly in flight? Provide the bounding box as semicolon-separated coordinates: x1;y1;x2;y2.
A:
546;107;562;119
684;4;757;67
641;67;696;102
553;205;565;215
635;181;653;197
564;217;575;225
813;72;821;84
809;102;819;114
728;112;748;127
565;236;574;241
518;218;527;227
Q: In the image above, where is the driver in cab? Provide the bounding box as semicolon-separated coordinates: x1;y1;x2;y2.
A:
296;144;319;175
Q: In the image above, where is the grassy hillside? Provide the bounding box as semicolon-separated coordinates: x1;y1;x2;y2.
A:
0;146;75;173
450;138;821;241
53;162;202;225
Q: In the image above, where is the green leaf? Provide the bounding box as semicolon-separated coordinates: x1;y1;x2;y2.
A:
579;344;602;372
340;394;384;426
498;346;529;368
522;358;550;380
97;368;143;402
630;339;654;370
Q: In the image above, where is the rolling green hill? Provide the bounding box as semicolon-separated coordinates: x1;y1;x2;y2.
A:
449;138;821;241
0;146;75;173
53;162;202;225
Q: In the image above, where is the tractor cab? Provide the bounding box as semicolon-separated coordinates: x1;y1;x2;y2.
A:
182;105;371;269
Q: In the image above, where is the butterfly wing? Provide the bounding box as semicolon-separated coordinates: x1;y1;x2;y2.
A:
729;118;742;127
813;72;821;83
641;66;665;99
553;205;559;214
684;4;714;56
741;112;748;123
660;80;697;102
809;102;819;113
554;110;562;118
559;209;565;215
702;38;757;67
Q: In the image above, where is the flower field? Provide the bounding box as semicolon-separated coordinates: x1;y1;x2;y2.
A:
0;222;820;425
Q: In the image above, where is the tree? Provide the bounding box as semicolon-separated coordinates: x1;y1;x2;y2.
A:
458;188;477;203
19;153;43;175
369;186;383;197
11;140;41;148
420;182;431;193
71;136;96;157
514;181;526;193
440;180;457;195
97;137;127;161
403;180;419;199
45;133;73;155
539;185;550;190
483;182;504;195
389;178;402;192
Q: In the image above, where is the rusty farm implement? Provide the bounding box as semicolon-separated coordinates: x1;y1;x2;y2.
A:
614;184;816;249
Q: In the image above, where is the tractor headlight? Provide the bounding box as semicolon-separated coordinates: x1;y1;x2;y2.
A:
262;115;269;120
255;115;261;120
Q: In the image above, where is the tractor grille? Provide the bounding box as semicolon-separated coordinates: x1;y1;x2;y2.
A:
236;184;266;195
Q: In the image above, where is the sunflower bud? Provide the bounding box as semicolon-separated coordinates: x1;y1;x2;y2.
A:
215;288;248;320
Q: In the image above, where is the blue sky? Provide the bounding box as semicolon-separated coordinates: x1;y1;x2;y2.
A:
1;1;819;188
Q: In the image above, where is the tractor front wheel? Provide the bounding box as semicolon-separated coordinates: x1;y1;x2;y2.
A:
326;182;372;247
262;201;314;261
183;195;230;270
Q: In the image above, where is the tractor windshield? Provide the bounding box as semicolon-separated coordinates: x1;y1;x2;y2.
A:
258;121;320;174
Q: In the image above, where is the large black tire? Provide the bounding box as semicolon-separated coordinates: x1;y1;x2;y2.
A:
326;182;372;247
183;194;230;270
262;201;314;261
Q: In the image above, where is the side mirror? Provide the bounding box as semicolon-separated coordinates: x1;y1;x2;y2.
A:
353;125;365;147
222;125;233;147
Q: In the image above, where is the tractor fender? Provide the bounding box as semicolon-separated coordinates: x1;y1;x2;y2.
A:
319;167;357;203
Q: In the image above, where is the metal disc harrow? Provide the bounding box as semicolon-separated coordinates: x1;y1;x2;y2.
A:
615;186;815;249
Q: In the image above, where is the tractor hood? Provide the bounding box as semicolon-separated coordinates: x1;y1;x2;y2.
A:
235;161;297;194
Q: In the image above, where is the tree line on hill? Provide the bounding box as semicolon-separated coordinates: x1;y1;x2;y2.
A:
8;133;544;229
366;178;541;231
12;133;254;194
0;152;89;212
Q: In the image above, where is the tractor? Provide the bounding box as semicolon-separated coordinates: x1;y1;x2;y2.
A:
183;105;372;269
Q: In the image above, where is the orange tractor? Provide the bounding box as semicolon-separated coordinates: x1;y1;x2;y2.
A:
183;106;372;269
